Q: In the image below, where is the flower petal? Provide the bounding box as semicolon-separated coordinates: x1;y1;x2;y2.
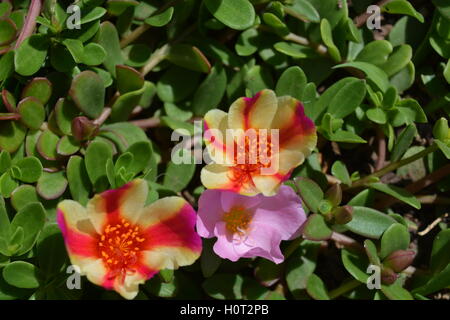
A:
196;189;224;238
136;197;202;270
57;200;98;261
204;109;234;165
252;185;307;239
200;163;259;196
271;97;317;160
228;89;278;135
86;179;148;232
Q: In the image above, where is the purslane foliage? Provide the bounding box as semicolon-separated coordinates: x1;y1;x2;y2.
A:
0;0;449;300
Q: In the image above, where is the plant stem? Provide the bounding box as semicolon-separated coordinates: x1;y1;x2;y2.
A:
348;143;439;189
15;0;42;49
284;32;328;56
329;279;361;299
141;44;170;76
120;24;150;48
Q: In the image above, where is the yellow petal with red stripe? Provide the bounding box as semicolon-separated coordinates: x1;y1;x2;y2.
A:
200;163;259;196
228;89;278;136
135;197;202;271
203;109;234;165
86;179;148;232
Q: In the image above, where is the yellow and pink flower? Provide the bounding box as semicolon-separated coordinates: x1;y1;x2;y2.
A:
202;89;317;196
57;179;202;299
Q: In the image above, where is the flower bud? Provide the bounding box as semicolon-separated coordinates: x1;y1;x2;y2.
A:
325;183;342;207
333;205;353;225
381;267;398;285
383;250;415;273
433;117;449;141
71;116;99;141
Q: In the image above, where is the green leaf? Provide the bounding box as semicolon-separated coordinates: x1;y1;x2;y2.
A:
2;262;40;289
167;44;211;73
69;70;105;119
125;141;153;176
10;202;46;256
235;28;260;56
275;66;307;101
36;171;68;200
0;151;11;175
413;263;450;296
10;185;39;211
82;43;106;66
284;0;320;23
380;44;413;77
85;140;113;192
333;62;390;92
193;64;227;116
145;7;174;27
204;0;255;31
328;79;366;118
369;183;421;209
286;241;320;294
21;77;52;105
302;214;333;241
388;99;426;127
382;0;424;23
341;248;369;283
14;34;49;76
57;136;80;156
344;206;396;239
329;130;367;144
156;66;200;103
364;239;381;266
331;161;351;186
116;65;144;95
202;273;243;299
0;18;16;46
391;124;417;161
66;156;91;206
380;223;410;259
54;99;80;136
306;273;330;300
367;108;387;124
14;157;42;183
430;229;450;273
0;51;15;82
36;129;59;161
201;238;222;278
95;22;124;76
294;177;324;213
320;19;341;62
0;172;18;198
163;149;195;192
381;280;414;300
436;140;450;159
36;224;67;277
17;97;45;130
0;121;27;153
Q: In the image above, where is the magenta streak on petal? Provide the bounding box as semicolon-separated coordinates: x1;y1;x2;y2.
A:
242;91;261;130
57;209;98;258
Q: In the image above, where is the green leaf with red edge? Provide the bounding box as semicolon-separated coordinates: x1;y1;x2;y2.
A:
69;70;105;119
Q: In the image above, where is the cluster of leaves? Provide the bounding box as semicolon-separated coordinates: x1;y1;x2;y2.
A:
0;0;449;300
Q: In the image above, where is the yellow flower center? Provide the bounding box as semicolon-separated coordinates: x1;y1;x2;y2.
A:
98;219;146;276
231;133;274;184
223;207;252;236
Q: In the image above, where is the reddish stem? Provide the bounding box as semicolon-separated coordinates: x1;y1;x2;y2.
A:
14;0;42;49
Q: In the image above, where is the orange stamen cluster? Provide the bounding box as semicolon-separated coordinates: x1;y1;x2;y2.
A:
230;133;274;184
223;207;252;236
98;219;146;277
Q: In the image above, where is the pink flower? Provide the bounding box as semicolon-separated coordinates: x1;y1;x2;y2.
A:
196;186;307;264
